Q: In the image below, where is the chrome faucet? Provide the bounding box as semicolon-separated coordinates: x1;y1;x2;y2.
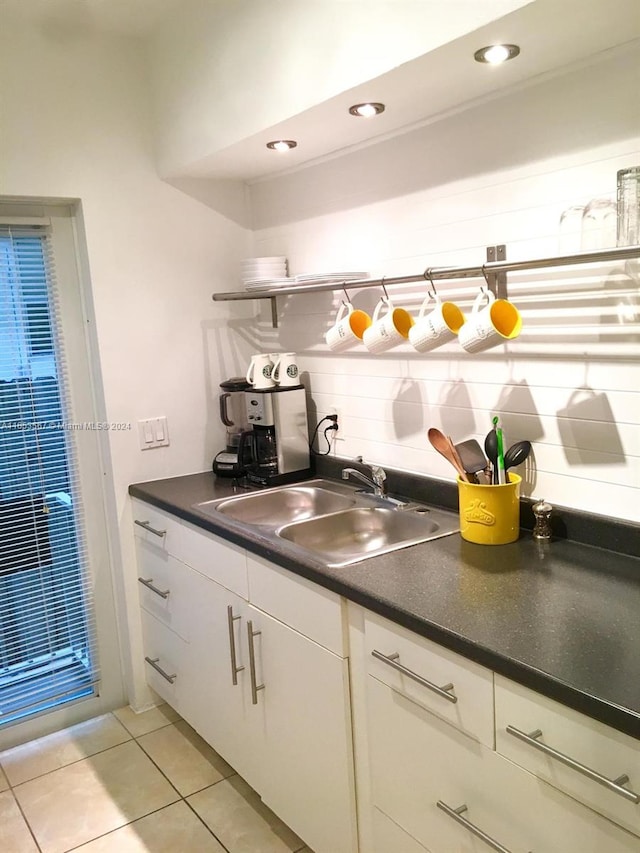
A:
341;461;388;497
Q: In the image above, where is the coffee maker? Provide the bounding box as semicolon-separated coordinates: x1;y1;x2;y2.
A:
239;385;311;487
212;377;252;478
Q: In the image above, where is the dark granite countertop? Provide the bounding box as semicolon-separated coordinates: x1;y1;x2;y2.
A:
129;470;640;740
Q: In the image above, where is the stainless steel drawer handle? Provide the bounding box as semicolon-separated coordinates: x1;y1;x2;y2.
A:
506;725;640;804
227;605;245;686
372;649;457;704
138;577;170;599
134;519;166;538
247;620;265;705
144;656;176;684
437;801;524;853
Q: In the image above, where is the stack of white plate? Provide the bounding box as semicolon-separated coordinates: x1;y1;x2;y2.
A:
294;271;369;285
241;256;288;285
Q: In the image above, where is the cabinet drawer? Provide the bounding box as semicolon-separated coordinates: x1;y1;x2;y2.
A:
140;610;193;715
179;521;248;599
364;611;494;745
367;675;639;853
131;499;181;556
136;543;195;641
247;555;346;656
495;675;640;838
372;808;430;853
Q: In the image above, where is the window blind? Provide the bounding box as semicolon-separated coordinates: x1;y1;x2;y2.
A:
0;226;100;725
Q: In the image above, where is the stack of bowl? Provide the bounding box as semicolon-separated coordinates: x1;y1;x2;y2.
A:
241;257;288;287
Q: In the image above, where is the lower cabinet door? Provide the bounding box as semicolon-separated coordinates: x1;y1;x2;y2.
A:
140;610;194;716
372;808;431;853
247;604;358;853
186;573;259;791
367;675;639;853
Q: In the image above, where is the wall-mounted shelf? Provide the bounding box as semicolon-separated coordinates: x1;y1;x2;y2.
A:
212;244;640;328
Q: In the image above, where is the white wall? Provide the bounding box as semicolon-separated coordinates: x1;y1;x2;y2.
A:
247;45;640;522
150;0;528;176
0;19;252;708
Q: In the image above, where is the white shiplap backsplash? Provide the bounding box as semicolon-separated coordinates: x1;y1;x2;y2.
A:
242;54;640;524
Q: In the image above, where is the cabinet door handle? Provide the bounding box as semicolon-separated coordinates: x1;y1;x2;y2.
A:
506;725;640;804
372;649;457;704
138;577;170;599
437;801;526;853
134;519;166;538
144;656;176;684
227;605;245;686
247;620;265;705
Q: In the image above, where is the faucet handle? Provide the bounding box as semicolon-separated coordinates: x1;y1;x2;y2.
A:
370;465;387;486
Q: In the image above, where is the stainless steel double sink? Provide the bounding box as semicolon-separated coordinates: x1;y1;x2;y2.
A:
193;478;459;568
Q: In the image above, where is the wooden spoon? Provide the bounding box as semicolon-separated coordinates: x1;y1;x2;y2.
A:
428;428;470;482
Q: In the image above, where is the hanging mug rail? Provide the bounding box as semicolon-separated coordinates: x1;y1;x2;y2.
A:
211;244;640;328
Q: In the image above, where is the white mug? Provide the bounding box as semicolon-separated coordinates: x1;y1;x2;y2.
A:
362;298;414;354
325;301;371;352
458;290;522;354
409;292;465;352
272;352;300;387
246;353;275;388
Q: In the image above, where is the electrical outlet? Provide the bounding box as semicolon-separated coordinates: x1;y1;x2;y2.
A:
328;405;343;443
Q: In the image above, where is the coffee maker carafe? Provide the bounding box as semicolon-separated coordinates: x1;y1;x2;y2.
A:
242;386;311;486
213;377;251;478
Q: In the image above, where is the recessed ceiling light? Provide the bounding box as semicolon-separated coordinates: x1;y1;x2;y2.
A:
474;44;520;64
348;102;385;118
266;140;298;152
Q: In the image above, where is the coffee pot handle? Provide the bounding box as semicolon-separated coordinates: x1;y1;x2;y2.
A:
236;430;255;467
219;393;234;427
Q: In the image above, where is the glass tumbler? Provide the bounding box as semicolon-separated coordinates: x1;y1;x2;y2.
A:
617;166;640;247
581;198;617;250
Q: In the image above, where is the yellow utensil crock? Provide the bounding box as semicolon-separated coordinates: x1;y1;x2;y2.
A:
458;474;521;545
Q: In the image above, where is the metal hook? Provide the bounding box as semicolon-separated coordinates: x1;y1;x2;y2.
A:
380;276;389;300
481;265;491;289
342;283;351;304
423;268;437;298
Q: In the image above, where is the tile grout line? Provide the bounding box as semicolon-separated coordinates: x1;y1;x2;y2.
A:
2;734;135;790
131;728;235;853
3;710;309;853
5;786;44;853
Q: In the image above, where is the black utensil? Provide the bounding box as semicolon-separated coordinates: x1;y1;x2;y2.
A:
504;440;532;470
484;429;498;484
455;440;488;476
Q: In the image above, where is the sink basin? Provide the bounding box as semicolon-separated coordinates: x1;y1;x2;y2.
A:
195;484;356;527
278;505;459;567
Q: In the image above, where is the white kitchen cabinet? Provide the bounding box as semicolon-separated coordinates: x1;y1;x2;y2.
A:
140;609;197;718
367;673;638;852
495;675;640;839
131;499;357;853
246;603;356;853
364;610;494;747
136;544;196;642
186;578;259;788
372;808;431;853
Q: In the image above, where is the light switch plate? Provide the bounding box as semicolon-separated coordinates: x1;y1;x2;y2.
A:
138;417;170;450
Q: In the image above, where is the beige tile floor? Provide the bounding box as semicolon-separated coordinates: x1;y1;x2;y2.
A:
0;705;314;853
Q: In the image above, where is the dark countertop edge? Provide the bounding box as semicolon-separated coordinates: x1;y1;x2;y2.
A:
128;478;640;741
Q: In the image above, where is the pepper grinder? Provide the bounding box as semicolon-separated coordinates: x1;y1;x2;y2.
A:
532;498;553;540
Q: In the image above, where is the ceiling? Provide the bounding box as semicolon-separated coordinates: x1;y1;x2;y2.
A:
0;0;190;36
186;0;640;182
